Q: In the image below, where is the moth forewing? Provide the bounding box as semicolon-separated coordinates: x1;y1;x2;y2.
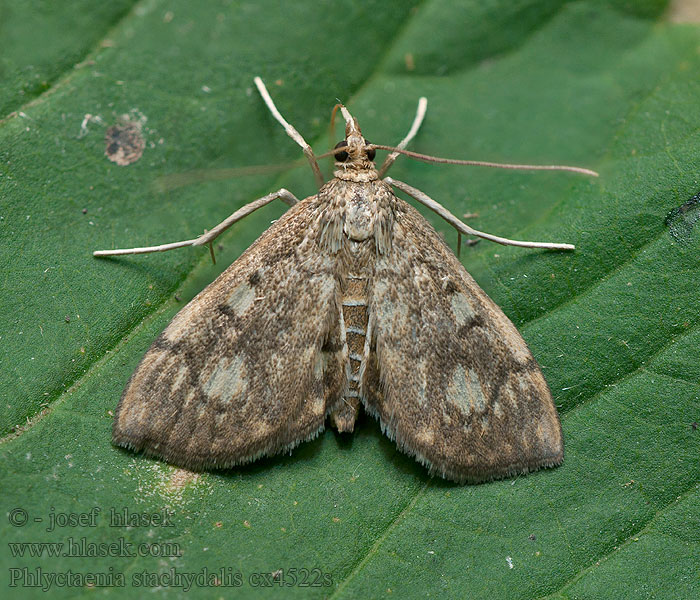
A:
99;77;592;483
112;198;347;469
365;200;563;483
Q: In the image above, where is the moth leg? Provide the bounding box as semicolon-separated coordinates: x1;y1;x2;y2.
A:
330;396;361;433
377;97;428;178
385;177;576;251
456;233;481;259
192;189;298;246
254;76;324;189
458;214;481;255
93;188;299;257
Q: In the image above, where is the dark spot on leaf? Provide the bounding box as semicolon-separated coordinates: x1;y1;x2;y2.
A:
64;315;70;323
528;534;536;541
665;192;700;243
105;120;145;166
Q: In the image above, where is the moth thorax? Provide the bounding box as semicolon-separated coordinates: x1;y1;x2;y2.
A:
344;198;375;241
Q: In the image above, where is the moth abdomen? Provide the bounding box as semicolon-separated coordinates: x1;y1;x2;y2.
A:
329;272;370;433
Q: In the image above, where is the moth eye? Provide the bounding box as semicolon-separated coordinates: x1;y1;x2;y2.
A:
364;139;376;161
334;140;349;162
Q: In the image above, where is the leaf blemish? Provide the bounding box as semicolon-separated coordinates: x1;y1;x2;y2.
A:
104;113;147;166
168;468;199;490
665;192;700;243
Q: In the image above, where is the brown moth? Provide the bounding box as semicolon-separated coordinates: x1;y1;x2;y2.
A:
96;77;597;483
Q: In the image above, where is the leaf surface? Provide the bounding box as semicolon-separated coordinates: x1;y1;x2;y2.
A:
1;1;698;598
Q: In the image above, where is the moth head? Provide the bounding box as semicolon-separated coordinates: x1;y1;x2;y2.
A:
333;137;376;165
332;108;376;167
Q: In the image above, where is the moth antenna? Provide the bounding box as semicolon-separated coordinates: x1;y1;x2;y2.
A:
378;97;428;177
386;177;575;250
253;76;325;188
93;189;299;257
371;144;598;177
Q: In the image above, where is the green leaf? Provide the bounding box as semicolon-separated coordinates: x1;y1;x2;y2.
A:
0;1;138;117
2;1;699;598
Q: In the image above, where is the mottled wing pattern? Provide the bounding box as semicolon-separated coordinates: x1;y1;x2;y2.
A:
113;197;347;469
364;200;563;483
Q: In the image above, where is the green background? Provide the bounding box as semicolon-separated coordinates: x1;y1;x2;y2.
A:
1;0;699;598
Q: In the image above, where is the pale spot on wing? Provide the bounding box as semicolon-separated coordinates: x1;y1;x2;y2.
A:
412;263;432;287
201;355;247;403
451;293;476;326
503;375;520;409
313;352;326;380
196;402;207;419
170;365;188;397
182;387;196;409
269;353;285;384
441;410;452;425
447;365;487;415
226;282;256;316
303;346;315;366
521;432;531;451
252;421;272;440
468;370;486;412
416;427;434;446
317;275;336;302
518;377;531;395
493;400;504;419
313;394;325;415
447;366;469;415
373;280;409;333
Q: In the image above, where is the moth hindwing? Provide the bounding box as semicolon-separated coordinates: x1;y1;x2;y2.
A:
103;79;583;484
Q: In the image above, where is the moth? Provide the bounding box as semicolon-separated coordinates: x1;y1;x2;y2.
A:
96;77;597;483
